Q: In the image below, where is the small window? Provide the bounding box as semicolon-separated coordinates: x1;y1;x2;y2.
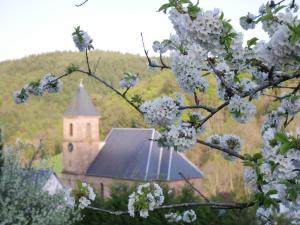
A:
100;183;104;198
69;123;73;136
86;123;91;138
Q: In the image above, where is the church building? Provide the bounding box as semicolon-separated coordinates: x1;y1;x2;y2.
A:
61;83;203;197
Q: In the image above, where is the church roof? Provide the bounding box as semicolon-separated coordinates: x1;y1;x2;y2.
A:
86;128;203;181
64;84;99;117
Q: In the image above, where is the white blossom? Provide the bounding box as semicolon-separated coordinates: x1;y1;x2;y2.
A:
119;72;138;89
243;167;257;191
72;28;92;52
42;73;63;93
128;183;164;218
240;13;256;30
220;134;242;160
206;134;222;147
169;8;225;55
78;196;91;209
182;209;197;223
279;95;300;115
171;50;208;95
157;123;197;152
13;88;29;104
228;95;256;123
165;212;182;223
140;96;181;127
152;40;169;54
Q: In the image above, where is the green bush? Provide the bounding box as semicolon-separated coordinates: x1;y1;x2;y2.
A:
75;183;258;225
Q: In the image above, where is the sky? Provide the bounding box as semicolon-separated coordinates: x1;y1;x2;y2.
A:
0;0;284;62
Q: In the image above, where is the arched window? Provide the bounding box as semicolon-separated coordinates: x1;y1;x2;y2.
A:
86;123;91;138
100;183;104;198
69;123;73;137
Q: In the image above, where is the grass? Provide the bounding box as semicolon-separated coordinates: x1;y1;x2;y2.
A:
48;153;62;175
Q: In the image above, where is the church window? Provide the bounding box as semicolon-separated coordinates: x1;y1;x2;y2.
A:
100;183;104;198
69;123;73;136
86;123;91;138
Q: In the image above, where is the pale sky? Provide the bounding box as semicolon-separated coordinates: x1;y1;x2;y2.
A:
0;0;287;62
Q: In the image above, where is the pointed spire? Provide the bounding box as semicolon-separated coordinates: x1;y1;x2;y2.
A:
64;80;99;117
79;79;84;88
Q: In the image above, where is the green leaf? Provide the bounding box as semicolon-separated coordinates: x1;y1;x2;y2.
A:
288;24;300;45
274;132;289;143
273;5;286;14
266;189;277;196
279;142;292;154
158;3;171;13
247;37;259;48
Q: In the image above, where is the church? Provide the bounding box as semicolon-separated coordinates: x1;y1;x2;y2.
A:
61;83;203;197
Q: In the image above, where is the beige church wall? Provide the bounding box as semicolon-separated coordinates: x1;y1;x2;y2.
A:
62;173;203;198
62;142;100;174
62;173;135;198
63;116;100;142
63;116;101;175
167;178;203;193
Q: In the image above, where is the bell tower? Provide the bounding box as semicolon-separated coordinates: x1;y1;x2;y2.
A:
62;81;100;175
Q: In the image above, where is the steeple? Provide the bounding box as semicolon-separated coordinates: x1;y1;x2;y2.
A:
64;80;99;117
62;80;100;175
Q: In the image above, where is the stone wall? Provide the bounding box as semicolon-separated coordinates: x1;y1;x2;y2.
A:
61;172;203;198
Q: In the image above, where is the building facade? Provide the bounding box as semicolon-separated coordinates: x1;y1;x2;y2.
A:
61;83;203;197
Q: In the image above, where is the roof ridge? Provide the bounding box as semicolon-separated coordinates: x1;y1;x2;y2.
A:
64;85;99;116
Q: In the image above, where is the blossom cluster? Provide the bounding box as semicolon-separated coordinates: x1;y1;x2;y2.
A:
72;26;93;52
78;182;96;209
157;112;206;152
239;13;256;30
119;72;138;89
228;95;256;123
206;134;242;160
128;183;164;218
140;95;182;127
243;106;300;223
165;209;197;223
169;8;225;55
253;9;300;66
279;95;300;116
171;50;208;95
13;73;63;104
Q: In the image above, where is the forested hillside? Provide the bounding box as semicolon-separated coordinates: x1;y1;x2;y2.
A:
0;50;299;198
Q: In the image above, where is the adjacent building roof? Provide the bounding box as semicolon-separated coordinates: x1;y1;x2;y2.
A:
86;128;203;181
64;83;99;117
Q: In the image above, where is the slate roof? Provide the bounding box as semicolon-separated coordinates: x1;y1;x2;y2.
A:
32;170;53;185
64;84;99;116
86;128;203;181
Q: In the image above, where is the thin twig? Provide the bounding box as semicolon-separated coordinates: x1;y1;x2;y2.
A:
27;136;45;168
93;57;101;74
178;104;215;113
77;69;141;113
85;49;91;74
141;33;171;70
179;172;210;202
75;0;88;7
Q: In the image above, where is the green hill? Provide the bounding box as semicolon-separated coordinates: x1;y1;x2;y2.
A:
1;50;299;198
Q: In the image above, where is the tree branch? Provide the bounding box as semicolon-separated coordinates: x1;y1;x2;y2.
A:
196;139;245;160
87;200;255;216
179;172;210;202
